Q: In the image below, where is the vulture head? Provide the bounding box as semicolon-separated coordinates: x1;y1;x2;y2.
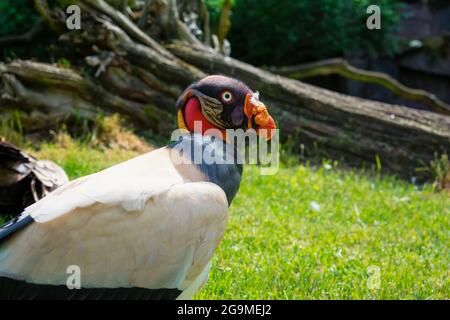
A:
177;75;276;141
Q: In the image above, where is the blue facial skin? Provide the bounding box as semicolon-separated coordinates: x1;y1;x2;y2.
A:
168;133;243;206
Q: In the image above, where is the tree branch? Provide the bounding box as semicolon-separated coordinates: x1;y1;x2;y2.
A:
34;0;65;33
269;58;450;116
82;0;174;59
0;19;46;47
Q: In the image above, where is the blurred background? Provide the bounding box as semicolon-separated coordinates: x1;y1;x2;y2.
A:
212;0;450;110
2;0;450;109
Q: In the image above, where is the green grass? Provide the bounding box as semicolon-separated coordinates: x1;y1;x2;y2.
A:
199;165;449;299
1;142;449;299
26;140;139;180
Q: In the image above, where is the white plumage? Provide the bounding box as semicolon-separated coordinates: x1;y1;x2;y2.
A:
0;146;228;299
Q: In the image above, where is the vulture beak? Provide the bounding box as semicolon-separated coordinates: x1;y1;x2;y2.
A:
244;92;276;141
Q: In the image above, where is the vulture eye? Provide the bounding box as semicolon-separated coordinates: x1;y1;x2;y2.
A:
221;91;233;102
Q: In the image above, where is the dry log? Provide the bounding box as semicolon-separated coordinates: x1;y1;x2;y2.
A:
269;58;450;116
166;43;450;176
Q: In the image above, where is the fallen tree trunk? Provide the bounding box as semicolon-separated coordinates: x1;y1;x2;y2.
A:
167;43;450;175
268;58;450;116
0;0;449;179
0;60;176;133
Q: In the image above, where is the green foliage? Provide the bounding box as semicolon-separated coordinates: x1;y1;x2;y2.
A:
0;0;58;61
0;111;26;147
429;153;450;191
220;0;403;66
0;0;39;37
419;153;450;193
206;0;227;34
0;0;39;60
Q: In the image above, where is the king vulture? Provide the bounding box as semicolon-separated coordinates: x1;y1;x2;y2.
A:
0;141;69;218
0;75;276;300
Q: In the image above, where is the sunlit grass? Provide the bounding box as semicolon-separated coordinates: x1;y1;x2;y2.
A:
1;142;448;299
28;140;140;180
198;165;449;299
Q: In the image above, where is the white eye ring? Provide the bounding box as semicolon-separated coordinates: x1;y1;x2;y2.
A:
221;91;233;102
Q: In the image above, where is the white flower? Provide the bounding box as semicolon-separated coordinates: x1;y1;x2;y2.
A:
409;39;423;48
310;201;321;212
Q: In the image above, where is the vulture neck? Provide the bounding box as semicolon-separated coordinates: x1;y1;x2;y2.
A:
174;97;243;205
169;133;243;206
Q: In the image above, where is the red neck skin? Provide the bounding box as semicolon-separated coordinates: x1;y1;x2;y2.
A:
184;97;218;134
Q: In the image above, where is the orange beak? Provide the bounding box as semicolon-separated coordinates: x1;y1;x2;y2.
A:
244;93;276;141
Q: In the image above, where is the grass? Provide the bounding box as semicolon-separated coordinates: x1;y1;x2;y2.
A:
199;165;449;299
1;141;449;299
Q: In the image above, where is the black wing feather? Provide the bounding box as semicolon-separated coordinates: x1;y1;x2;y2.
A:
0;215;34;243
0;277;182;300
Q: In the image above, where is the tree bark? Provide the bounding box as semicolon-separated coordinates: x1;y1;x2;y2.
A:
0;0;449;180
268;58;450;116
167;42;450;175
